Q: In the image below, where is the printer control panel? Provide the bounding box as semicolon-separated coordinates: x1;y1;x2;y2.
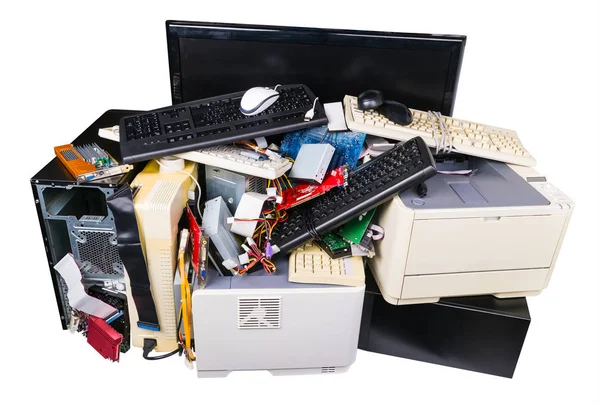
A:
528;181;573;210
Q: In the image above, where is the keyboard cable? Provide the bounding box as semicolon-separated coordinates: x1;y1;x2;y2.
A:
435;111;453;154
427;111;441;154
304;97;319;121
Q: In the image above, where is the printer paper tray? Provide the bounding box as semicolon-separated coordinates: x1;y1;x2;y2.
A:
401;268;548;300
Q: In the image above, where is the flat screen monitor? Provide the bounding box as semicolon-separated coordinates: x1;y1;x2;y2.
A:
166;21;466;116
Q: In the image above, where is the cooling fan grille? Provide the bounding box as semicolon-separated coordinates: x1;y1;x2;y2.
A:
76;230;123;275
237;297;281;329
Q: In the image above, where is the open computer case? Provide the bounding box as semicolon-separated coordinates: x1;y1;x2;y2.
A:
31;110;143;351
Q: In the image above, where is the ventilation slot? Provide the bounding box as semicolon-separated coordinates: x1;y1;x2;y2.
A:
321;367;336;374
158;248;172;274
76;231;123;275
56;273;72;324
147;180;179;212
237;297;281;329
60;150;78;161
247;176;267;194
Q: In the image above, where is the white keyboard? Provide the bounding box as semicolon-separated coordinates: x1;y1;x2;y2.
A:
176;145;292;180
288;242;365;287
344;95;536;167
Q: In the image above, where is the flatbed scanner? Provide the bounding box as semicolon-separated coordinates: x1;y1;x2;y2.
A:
369;158;573;305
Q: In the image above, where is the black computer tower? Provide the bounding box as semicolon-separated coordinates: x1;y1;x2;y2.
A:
31;110;142;330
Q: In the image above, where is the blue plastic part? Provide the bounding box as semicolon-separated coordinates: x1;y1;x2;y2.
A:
280;125;366;171
137;321;160;331
105;310;124;324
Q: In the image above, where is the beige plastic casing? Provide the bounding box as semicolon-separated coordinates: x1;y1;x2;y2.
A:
288;241;365;287
368;165;573;305
124;159;197;351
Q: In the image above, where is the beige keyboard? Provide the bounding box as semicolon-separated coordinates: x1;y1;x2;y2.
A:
344;95;536;167
176;145;292;180
288;242;365;287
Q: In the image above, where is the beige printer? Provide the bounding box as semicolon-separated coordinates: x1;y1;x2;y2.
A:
369;158;573;305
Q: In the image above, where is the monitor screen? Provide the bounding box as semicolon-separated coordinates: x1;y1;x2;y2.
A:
167;21;466;116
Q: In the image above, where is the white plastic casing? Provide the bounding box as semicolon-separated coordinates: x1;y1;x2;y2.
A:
230;192;269;237
192;273;364;377
289;144;335;183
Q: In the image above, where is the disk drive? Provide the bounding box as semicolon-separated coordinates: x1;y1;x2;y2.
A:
288;144;335;184
202;196;244;270
205;165;267;213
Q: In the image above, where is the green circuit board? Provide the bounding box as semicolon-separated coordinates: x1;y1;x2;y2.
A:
337;209;376;244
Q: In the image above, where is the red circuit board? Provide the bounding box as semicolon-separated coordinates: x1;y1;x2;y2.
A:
186;205;201;275
277;166;348;211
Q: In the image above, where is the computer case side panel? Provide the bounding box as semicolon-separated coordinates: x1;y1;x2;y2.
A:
31;181;69;329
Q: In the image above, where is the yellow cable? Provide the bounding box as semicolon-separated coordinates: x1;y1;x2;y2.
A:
178;253;194;360
284;175;293;189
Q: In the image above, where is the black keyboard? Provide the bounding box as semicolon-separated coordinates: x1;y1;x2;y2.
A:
119;84;327;163
270;137;437;253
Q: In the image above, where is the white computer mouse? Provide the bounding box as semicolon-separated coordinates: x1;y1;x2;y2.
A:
240;87;280;115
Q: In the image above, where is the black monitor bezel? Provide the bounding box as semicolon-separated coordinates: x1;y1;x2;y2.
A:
166;20;466;116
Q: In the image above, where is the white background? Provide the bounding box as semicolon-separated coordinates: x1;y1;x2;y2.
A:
1;0;598;404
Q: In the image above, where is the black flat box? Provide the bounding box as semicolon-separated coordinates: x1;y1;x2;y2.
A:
359;269;531;378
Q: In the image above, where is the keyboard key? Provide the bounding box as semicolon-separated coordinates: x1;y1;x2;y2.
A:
176;145;292;179
288;242;365;287
271;137;436;253
343;95;536;167
119;84;326;164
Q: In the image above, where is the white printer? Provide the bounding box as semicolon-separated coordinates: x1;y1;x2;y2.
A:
369;158;573;305
192;255;364;377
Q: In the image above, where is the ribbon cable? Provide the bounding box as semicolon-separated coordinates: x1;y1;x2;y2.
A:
106;184;160;331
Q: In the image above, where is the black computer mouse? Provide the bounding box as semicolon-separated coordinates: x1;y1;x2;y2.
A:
358;89;384;110
376;100;413;125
